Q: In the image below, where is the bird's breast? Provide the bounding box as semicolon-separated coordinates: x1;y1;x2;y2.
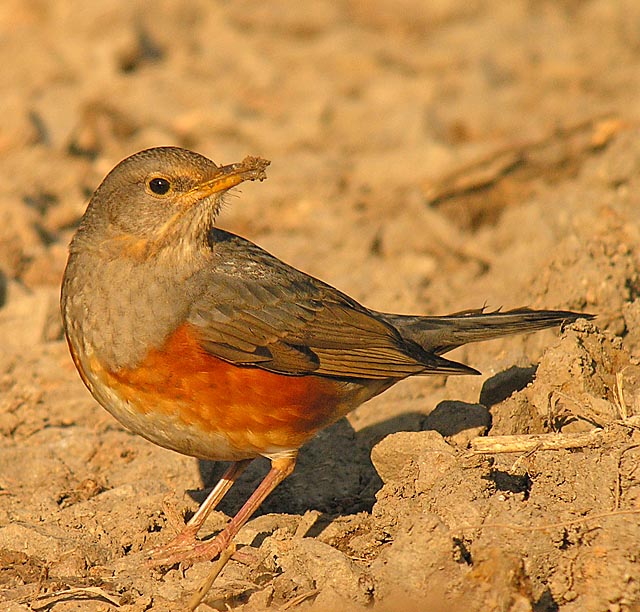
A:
74;321;362;460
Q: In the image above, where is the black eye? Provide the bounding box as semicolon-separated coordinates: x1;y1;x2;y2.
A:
148;177;171;195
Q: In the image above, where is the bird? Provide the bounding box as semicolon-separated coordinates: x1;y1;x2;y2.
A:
60;146;590;565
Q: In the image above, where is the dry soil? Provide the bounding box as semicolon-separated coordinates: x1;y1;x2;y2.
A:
2;2;640;611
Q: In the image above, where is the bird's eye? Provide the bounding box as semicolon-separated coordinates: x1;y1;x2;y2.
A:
148;177;171;195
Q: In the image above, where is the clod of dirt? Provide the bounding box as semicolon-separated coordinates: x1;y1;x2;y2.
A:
370;430;457;485
262;535;374;608
527;319;632;430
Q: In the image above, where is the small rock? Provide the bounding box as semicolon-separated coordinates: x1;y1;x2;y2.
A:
370;430;455;484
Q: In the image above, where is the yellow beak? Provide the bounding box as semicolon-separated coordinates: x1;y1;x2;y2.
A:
192;156;270;196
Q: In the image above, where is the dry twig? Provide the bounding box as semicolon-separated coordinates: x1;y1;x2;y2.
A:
186;545;236;612
471;430;606;454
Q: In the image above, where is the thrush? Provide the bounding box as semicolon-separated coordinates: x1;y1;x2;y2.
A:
60;146;590;565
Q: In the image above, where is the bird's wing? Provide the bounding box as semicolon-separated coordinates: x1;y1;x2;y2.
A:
186;229;475;379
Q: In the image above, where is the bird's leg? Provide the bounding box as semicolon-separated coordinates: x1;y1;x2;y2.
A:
185;459;253;535
149;458;252;563
153;454;297;567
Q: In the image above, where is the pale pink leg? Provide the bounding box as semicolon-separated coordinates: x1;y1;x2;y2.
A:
154;455;297;566
149;458;252;564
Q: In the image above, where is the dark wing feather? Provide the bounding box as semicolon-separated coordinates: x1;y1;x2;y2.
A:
187;229;475;379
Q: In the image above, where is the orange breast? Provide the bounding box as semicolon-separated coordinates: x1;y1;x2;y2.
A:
96;324;349;454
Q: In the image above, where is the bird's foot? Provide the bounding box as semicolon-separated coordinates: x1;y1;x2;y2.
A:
147;527;232;568
147;524;206;567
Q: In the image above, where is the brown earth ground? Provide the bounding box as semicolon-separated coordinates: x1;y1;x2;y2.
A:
2;1;640;611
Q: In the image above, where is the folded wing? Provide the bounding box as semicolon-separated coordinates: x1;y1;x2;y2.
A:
187;229;477;379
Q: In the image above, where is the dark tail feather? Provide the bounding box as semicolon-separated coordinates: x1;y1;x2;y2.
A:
379;307;593;355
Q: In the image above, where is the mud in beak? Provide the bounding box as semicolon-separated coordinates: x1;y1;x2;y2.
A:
192;156;270;198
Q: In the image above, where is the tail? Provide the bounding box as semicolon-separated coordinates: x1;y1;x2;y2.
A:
379;307;593;356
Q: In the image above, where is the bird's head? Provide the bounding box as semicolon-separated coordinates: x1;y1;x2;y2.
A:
71;146;269;260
